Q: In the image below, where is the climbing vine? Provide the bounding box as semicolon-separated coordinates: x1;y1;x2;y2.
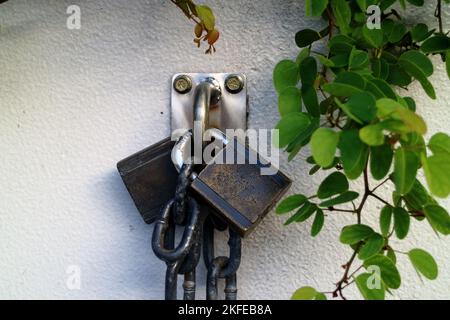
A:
274;0;450;300
170;0;219;54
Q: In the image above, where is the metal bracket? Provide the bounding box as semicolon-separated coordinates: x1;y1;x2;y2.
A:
171;73;248;133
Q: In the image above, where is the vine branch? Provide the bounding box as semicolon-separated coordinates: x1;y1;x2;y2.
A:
436;0;443;34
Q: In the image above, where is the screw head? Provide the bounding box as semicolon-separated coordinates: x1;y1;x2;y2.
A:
173;75;192;94
225;74;244;94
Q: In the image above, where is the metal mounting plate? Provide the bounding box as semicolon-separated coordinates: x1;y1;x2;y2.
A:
171;73;248;133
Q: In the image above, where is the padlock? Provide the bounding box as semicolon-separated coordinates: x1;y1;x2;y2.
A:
172;129;292;237
117;76;223;224
117;137;178;224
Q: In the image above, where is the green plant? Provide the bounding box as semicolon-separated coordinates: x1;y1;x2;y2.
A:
274;0;450;300
170;0;219;54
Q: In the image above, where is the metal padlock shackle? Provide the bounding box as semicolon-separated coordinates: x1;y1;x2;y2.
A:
171;77;227;173
171;129;229;173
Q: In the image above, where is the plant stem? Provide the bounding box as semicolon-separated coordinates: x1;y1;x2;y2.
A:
332;245;360;299
170;0;201;24
436;0;443;34
347;265;363;280
371;177;390;193
369;192;392;207
325;208;356;213
332;163;370;299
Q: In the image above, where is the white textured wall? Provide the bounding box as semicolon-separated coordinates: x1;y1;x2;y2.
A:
0;0;449;300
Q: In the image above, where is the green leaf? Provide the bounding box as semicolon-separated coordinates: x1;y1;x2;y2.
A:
339;129;369;180
273;60;299;93
363;254;401;289
371;58;390;80
300;57;317;85
295;29;322;48
314;292;327;300
422;154;450;198
316;54;335;67
309;164;321;175
356;0;378;10
296;203;318;222
407;0;424;6
360;124;385;146
363;25;384;48
317;172;349;199
411;23;430;42
387;64;412;87
394;147;419;195
386;247;397;264
278;87;302;116
305;0;329;16
368;79;397;100
401;51;434;77
291;286;317;300
311;209;325;237
296;48;311;65
319;191;359;207
195;5;215;31
387;22;407;43
408;248;438;280
329;36;354;55
359;233;385;260
429;133;450;156
331;0;352;35
287;117;320;161
276;194;307;214
340;224;374;244
284;202;317;225
421;36;450;54
331;55;350;68
424;205;450;235
404;179;430;211
355;273;385;300
380;205;393;236
398;50;435;99
302;84;320;117
393;207;410;239
311;128;340;167
380;0;397;10
337;92;376;124
376;98;427;135
274;112;311;148
323;71;365;97
370;143;393;180
404;97;416;111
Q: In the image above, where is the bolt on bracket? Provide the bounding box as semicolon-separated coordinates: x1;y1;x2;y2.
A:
171;73;248;134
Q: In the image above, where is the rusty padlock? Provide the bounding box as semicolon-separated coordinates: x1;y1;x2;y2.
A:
117;138;178;224
172;129;292;237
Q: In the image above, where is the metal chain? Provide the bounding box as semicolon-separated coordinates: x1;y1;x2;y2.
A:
152;164;203;300
152;140;243;300
203;215;242;300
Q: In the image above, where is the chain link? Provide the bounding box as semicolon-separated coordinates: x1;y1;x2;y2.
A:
203;215;242;300
152;135;242;300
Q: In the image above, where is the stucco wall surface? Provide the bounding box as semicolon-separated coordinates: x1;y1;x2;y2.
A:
0;0;449;299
